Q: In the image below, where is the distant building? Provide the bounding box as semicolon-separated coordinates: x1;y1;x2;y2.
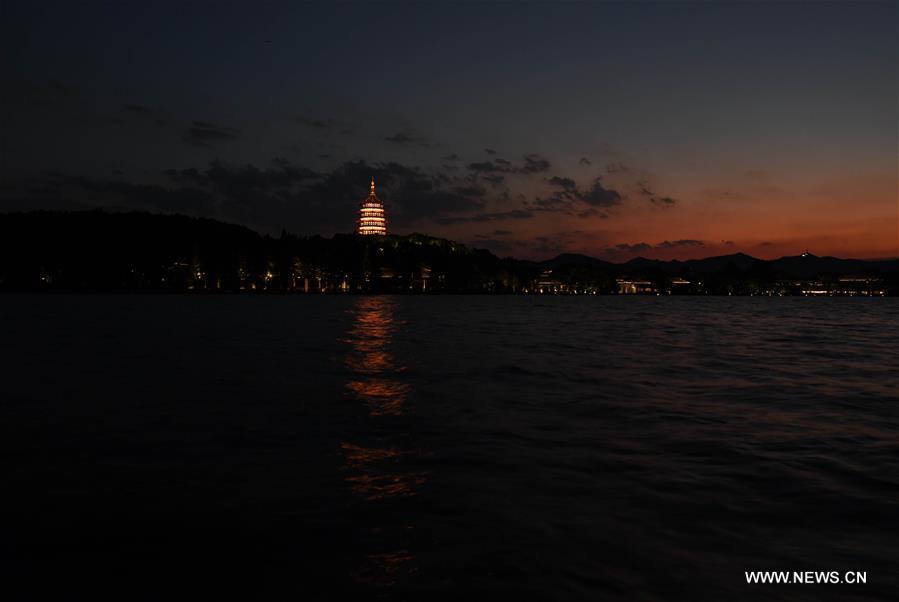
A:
670;277;692;294
780;276;887;296
833;277;885;296
617;278;656;294
535;269;567;294
358;177;387;235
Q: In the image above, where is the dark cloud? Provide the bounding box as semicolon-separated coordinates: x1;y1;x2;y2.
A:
67;177;218;215
482;174;505;187
603;239;705;257
530;230;590;257
443;153;459;161
619;242;651;253
465;238;517;253
433;171;454;185
468;161;505;173
467;230;590;259
656;239;704;249
166;159;320;193
577;208;608;219
182;121;239;147
384;129;433;147
538;175;622;214
606;242;652;255
467;154;549;176
533;195;566;211
385;130;416;144
606;162;629;174
6;78;80;110
547;176;577;191
473;228;514;240
485;148;497;155
454;185;487;198
302;117;335;129
581;179;621;206
522;153;551;173
702;189;747;201
436;209;533;224
579;157;591;166
116;103;168;127
634;179;677;207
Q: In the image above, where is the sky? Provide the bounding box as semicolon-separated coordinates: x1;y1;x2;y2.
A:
1;0;896;260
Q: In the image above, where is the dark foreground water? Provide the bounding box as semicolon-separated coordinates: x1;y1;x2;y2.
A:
2;295;898;601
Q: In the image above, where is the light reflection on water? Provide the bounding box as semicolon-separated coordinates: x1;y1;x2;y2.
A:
342;296;411;417
340;442;426;502
340;296;425;588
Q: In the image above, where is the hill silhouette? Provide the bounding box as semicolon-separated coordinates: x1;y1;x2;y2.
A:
1;210;896;294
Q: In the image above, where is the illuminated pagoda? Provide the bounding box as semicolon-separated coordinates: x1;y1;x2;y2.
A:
357;177;387;236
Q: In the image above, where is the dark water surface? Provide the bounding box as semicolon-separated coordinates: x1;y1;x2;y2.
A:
3;295;898;601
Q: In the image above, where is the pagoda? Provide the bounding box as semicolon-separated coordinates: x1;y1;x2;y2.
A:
357;177;387;236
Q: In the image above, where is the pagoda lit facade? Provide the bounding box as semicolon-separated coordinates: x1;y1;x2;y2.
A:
357;177;387;236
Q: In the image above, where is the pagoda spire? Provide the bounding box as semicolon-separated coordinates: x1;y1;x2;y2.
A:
370;176;375;194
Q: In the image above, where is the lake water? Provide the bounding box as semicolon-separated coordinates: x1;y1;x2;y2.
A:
3;295;898;601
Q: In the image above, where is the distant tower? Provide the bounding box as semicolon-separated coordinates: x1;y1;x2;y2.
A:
358;177;387;235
